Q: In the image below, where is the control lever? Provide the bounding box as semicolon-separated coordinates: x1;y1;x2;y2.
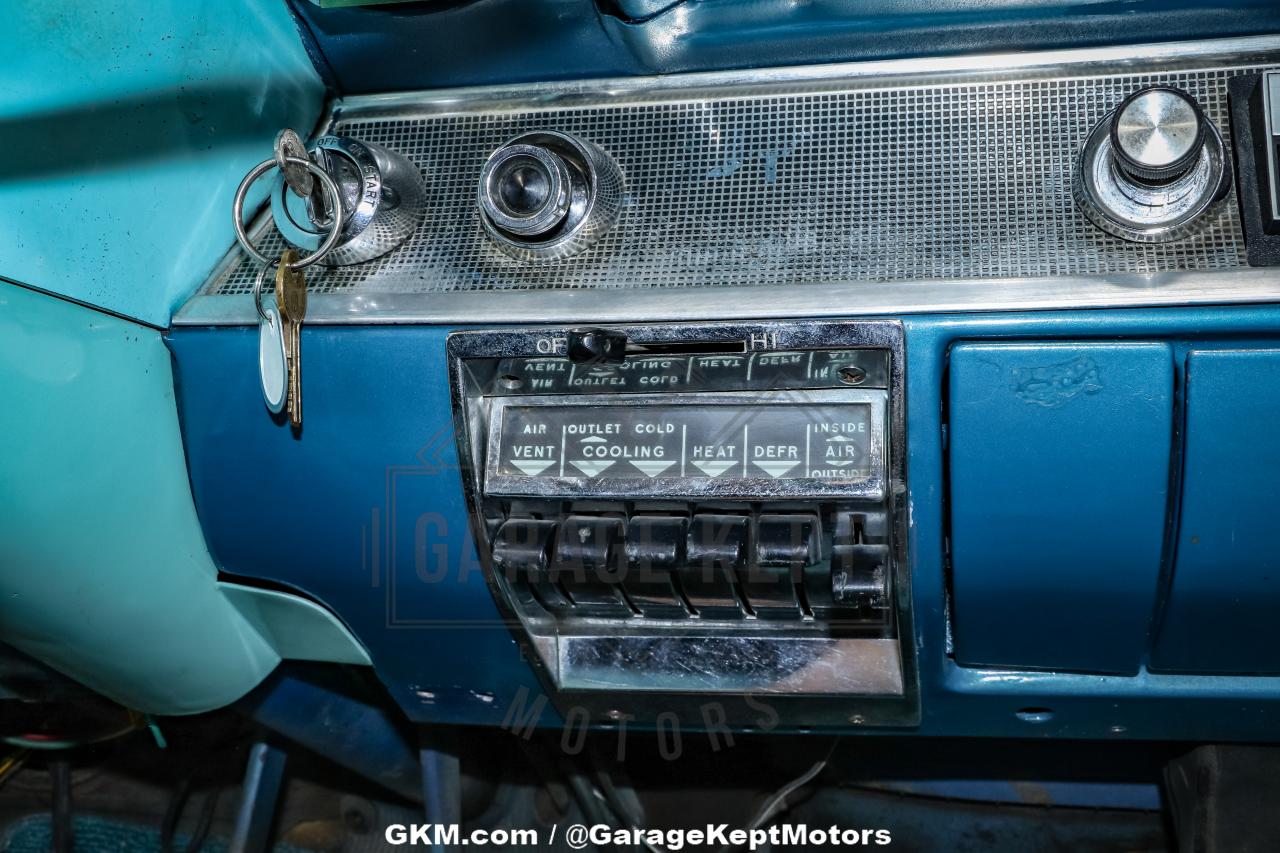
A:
568;328;627;364
827;513;891;611
490;519;571;613
550;516;631;616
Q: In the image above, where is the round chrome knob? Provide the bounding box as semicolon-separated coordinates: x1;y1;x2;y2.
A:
477;131;623;261
479;144;573;237
1109;87;1207;184
1074;86;1230;243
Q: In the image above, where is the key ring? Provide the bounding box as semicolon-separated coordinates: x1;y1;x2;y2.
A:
232;155;344;270
252;259;277;323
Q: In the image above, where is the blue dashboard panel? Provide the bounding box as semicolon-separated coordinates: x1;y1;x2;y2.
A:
948;342;1173;675
1151;349;1280;675
287;0;1280;93
169;307;1280;739
166;325;551;727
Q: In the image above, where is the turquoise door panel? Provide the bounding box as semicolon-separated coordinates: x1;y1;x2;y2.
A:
0;282;367;714
1152;350;1280;674
948;342;1174;674
0;0;323;327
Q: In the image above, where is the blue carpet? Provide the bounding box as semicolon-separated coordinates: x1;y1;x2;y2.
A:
1;813;312;853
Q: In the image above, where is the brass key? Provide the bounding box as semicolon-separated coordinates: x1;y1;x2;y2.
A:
274;249;308;428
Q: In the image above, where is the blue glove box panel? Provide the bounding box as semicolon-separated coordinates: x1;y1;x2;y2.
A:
1152;349;1280;674
949;342;1174;674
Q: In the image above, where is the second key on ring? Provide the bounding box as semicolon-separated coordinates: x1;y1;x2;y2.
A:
274;248;308;428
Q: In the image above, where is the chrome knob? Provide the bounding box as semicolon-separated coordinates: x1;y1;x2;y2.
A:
479;144;573;237
1110;87;1207;184
477;131;623;261
1074;86;1231;243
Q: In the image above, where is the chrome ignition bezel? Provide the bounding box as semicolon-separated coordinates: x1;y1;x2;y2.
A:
271;135;426;266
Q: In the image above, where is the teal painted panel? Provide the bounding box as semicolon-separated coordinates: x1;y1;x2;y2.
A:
949;342;1174;675
0;282;367;714
220;583;371;667
1152;349;1280;674
0;0;323;327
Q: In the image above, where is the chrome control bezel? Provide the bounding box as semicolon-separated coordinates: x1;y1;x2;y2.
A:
447;319;917;727
270;135;426;266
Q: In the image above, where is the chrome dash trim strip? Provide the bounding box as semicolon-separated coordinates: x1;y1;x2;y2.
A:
181;36;1280;326
173;268;1280;326
333;36;1280;121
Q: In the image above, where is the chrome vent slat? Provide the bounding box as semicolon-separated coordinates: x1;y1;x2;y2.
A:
205;51;1278;300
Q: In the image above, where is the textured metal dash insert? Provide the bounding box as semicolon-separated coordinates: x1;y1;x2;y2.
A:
210;62;1272;298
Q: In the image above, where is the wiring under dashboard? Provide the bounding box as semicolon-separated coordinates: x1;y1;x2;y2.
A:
2;708;163;751
570;738;839;853
0;750;27;790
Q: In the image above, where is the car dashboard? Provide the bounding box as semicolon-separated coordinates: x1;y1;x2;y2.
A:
5;2;1280;850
